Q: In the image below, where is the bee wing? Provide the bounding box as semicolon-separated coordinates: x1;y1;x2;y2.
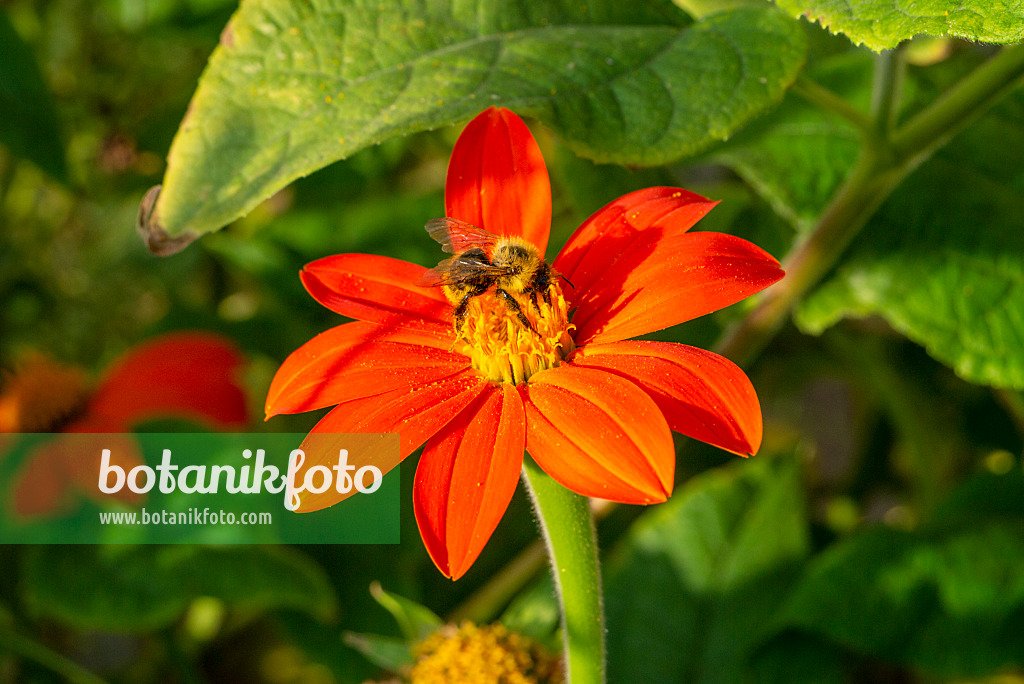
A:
425;217;501;254
416;259;460;287
416;255;511;287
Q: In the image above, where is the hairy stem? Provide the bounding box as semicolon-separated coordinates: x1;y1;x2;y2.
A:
522;458;604;684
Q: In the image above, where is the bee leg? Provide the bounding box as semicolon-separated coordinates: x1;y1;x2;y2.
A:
527;287;550;313
534;267;554;307
452;295;472;333
496;289;538;334
451;283;491;334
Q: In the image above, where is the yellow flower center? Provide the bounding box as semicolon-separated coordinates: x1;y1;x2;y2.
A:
410;622;563;684
453;285;575;385
0;354;91;433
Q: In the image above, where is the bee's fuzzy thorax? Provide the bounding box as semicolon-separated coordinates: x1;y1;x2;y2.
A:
491;237;542;292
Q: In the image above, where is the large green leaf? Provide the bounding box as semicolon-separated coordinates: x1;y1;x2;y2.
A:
797;88;1024;389
140;0;806;253
773;0;1024;51
777;469;1024;677
0;9;67;181
604;456;810;684
22;545;336;630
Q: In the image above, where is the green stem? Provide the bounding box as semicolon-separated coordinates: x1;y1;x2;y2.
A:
715;147;901;366
870;48;904;139
0;629;110;684
791;76;875;140
522;458;604;684
892;41;1024;165
715;43;1024;367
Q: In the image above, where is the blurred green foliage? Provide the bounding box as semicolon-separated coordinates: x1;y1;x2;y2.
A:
1;0;1023;683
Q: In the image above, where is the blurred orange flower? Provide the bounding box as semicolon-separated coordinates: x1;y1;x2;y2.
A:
1;333;248;517
266;108;784;579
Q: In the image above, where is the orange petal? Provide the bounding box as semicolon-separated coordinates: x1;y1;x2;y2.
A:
10;441;72;518
446;108;551;254
62;417;145;509
88;333;248;429
572;231;784;345
301;254;453;333
554;186;718;301
290;369;489;512
520;365;674;504
415;384;525;579
573;341;762;456
12;419;143;519
65;432;147;509
265;322;466;418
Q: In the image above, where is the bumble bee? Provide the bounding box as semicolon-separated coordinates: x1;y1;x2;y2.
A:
418;217;564;334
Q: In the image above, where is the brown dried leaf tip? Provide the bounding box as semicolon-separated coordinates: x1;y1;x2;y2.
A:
136;185;198;256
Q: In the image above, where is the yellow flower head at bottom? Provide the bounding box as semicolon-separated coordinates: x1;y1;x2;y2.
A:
410;622;563;684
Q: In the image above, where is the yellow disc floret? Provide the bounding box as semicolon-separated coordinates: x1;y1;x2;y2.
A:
410;622;563;684
0;353;91;433
454;284;574;385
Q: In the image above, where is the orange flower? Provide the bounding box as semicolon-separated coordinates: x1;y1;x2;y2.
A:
1;333;248;517
266;108;784;579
